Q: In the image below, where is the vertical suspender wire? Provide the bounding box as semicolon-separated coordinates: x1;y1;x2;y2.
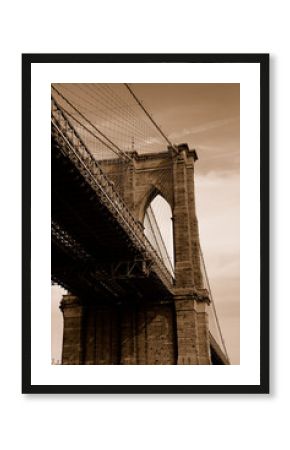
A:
124;84;174;148
55;102;127;160
52;85;131;162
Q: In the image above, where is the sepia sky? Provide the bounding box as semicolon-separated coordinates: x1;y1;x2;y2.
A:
133;84;240;363
52;83;240;364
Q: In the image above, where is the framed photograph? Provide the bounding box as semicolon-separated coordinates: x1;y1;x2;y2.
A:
22;53;269;394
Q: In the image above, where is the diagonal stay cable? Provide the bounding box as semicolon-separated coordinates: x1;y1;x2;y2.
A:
148;205;174;275
145;207;163;260
51;102;174;288
52;84;132;162
124;83;174;148
54;101;128;160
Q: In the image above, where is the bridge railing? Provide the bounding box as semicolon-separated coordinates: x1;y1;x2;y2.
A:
51;97;174;291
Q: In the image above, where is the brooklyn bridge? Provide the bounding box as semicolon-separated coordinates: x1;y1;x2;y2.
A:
51;83;230;365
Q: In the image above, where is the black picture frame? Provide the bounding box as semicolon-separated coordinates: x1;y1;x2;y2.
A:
22;53;269;394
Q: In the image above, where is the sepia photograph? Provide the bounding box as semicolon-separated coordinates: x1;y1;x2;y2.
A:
51;82;240;366
23;53;268;393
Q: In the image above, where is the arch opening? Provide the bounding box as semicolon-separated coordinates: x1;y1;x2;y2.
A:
143;194;175;277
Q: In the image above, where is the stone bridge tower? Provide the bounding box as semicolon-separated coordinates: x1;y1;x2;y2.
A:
60;143;212;365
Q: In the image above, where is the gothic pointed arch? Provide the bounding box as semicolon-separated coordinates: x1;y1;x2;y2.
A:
143;192;175;276
138;183;173;223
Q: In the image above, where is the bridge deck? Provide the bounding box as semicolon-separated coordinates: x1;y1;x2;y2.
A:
51;96;229;365
51;103;174;302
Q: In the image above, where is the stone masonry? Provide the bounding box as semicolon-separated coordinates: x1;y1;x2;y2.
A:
61;144;211;365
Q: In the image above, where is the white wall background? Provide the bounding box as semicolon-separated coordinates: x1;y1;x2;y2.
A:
0;1;285;449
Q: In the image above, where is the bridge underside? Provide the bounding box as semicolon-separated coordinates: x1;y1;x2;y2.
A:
52;134;228;365
52;136;172;304
52;136;179;365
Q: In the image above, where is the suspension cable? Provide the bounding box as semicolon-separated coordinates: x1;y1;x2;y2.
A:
145;207;163;260
199;243;230;363
148;205;174;274
124;83;174;148
53;100;130;161
52;85;132;162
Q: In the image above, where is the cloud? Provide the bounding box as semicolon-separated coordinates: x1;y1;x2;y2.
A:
195;171;240;361
169;116;239;139
51;83;240;363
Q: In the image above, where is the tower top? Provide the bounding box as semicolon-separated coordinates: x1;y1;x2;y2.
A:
124;143;198;162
